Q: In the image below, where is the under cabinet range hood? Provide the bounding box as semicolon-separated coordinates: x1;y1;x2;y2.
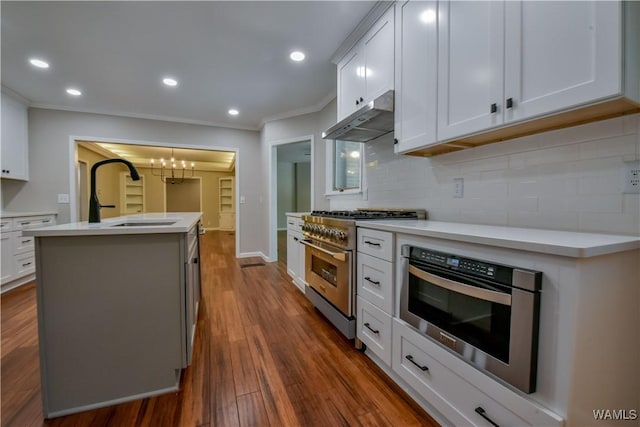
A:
322;90;394;142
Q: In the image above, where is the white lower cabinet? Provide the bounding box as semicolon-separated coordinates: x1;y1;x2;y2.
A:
357;297;392;366
392;319;560;427
286;215;306;293
1;213;57;292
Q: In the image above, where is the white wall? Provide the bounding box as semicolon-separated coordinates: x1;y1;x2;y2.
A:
260;98;335;257
1;108;265;255
330;114;640;236
277;162;295;229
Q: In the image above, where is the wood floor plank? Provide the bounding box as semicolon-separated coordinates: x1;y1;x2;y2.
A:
0;230;439;427
236;392;270;427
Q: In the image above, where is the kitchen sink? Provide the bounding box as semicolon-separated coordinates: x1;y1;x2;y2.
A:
110;221;177;227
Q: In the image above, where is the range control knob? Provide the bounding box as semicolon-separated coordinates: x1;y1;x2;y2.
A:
337;231;347;242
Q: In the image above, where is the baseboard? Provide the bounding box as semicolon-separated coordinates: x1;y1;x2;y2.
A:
1;274;35;294
204;227;219;231
237;251;272;263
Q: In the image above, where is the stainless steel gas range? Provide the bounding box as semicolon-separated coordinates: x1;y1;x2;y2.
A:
301;209;426;340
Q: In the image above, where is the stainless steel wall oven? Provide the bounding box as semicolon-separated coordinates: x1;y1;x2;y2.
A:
400;245;542;393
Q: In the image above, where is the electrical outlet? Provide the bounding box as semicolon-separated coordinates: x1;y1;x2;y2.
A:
57;193;70;203
453;178;464;198
623;161;640;194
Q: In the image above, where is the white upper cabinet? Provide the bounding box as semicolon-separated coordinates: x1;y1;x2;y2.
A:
337;6;395;120
1;92;29;181
503;1;622;123
437;0;505;142
394;0;438;154
422;0;639;153
338;50;366;120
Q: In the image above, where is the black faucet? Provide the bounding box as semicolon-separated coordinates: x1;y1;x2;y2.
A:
89;159;140;223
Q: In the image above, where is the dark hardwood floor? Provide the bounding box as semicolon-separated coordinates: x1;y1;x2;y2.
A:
1;230;438;426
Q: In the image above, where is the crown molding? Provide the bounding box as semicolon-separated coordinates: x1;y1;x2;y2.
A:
330;1;394;65
29;103;261;132
1;85;32;106
260;91;336;128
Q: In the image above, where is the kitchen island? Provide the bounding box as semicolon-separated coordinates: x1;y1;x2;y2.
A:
24;213;202;418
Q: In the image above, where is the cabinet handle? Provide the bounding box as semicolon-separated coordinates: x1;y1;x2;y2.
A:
506;98;513;109
490;103;497;114
364;322;379;334
359;97;364;102
405;354;429;371
19;221;31;225
356;99;360;106
394;138;398;145
364;276;380;286
21;240;30;244
293;237;299;242
475;407;500;427
364;240;381;247
22;262;32;267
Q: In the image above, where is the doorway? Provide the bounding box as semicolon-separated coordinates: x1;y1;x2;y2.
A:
268;135;314;262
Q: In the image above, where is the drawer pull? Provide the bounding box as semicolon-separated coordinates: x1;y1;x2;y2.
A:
364;276;380;286
364;323;379;334
475;407;500;427
19;221;31;225
405;354;429;372
22;262;33;267
21;240;31;244
364;240;381;247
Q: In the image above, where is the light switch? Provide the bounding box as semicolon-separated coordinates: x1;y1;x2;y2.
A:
240;196;246;204
57;193;70;204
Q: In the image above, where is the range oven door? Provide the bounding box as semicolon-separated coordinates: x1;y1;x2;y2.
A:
302;239;352;317
400;250;539;394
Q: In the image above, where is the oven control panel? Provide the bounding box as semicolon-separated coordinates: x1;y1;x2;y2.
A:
410;247;505;282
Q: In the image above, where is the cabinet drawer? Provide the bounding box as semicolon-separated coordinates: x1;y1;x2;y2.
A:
357;297;392;366
13;215;56;230
13;234;34;254
14;252;35;277
392;319;532;427
357;228;393;261
286;216;303;233
357;251;393;314
0;219;13;232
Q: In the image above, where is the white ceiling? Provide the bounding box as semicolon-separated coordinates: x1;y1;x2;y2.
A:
1;1;376;131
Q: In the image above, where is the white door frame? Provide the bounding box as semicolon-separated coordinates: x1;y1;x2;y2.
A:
68;135;240;257
267;134;314;262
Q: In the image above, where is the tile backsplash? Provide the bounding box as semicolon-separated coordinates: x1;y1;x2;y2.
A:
330;114;640;235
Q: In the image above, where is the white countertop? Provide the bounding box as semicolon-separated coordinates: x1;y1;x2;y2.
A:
355;220;640;258
23;212;202;237
285;212;309;218
1;211;58;218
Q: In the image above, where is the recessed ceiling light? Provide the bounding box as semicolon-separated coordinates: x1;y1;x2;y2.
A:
29;58;49;69
289;51;305;62
163;77;178;87
66;88;82;96
228;109;239;116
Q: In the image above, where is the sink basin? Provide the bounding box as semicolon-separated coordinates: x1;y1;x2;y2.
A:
110;221;177;227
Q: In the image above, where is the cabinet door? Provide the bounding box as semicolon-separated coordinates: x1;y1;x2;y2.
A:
296;232;306;286
1;93;29;181
338;49;366;120
363;6;395;103
1;233;14;284
437;0;505;141
286;231;299;279
394;0;438;154
504;1;622;123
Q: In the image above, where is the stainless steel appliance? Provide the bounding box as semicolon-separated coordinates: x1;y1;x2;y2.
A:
322;90;394;142
400;245;542;393
302;209;426;339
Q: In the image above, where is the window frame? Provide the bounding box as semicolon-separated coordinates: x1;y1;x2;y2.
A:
325;139;364;196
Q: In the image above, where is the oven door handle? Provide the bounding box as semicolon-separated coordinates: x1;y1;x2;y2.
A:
409;265;512;306
301;239;347;262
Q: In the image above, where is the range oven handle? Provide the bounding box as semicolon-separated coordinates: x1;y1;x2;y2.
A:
301;239;347;262
409;265;512;306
